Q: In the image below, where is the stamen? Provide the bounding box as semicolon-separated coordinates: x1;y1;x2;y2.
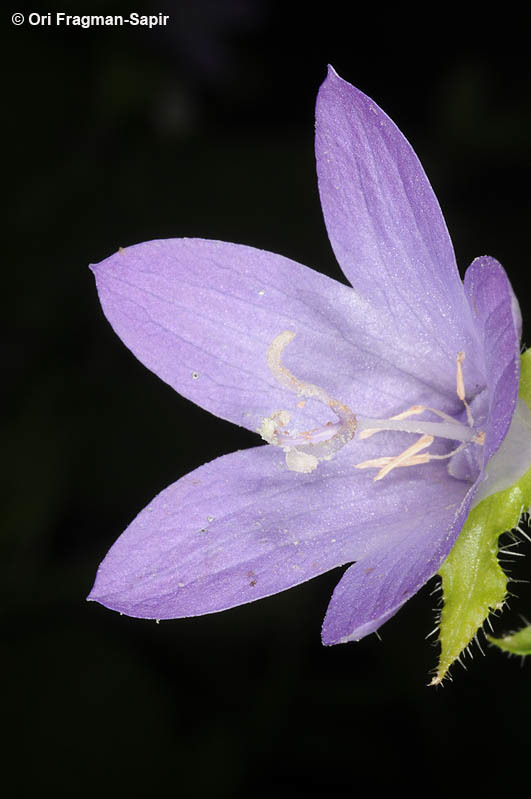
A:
426;407;466;426
457;351;474;427
356;434;434;481
375;434;433;481
355;440;467;479
354;453;431;470
456;351;466;401
426;442;466;461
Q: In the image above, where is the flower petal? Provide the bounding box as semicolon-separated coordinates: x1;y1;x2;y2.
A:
92;238;478;438
463;256;522;464
315;67;481;379
322;257;523;645
87;443;469;620
321;496;471;644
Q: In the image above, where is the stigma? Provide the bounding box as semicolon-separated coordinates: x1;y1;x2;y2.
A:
258;331;357;473
259;332;485;478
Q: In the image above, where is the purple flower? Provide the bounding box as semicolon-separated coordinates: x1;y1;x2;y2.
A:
88;67;522;645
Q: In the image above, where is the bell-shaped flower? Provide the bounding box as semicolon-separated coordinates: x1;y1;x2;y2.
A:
88;67;530;678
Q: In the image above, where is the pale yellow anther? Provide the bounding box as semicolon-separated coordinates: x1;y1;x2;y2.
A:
374;434;434;481
456;351;474;427
456;351;466;401
393;404;426;420
354;453;431;470
355;434;434;481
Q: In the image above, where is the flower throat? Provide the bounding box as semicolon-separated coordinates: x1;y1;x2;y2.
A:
258;331;485;478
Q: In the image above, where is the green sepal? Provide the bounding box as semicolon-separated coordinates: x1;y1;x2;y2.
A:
487;624;531;656
432;350;531;685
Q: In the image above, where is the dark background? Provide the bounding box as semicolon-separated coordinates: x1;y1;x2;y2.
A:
6;2;530;796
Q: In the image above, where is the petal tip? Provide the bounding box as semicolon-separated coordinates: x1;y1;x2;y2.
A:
323;63;348;91
90;245;131;277
86;578;103;601
321;618;358;646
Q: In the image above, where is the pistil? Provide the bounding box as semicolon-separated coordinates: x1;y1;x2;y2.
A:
356;414;478;444
259;331;484;477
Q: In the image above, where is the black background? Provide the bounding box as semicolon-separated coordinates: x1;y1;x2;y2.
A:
6;2;531;796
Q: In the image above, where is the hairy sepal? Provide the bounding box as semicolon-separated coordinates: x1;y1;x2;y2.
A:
487;624;531;656
432;350;531;685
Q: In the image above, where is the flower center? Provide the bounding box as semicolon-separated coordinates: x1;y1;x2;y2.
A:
259;331;485;477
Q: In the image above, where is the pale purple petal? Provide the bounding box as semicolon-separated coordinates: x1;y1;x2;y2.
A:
315;67;481;380
322;257;522;643
463;256;521;460
92;238;480;439
321;495;471;644
88;442;469;620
